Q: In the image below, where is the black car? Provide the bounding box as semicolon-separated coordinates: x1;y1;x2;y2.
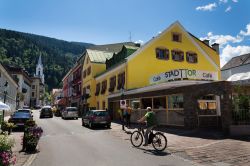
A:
82;110;111;128
40;106;53;118
8;112;33;128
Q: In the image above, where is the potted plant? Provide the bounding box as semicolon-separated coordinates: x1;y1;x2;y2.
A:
23;126;43;152
0;134;16;166
1;122;16;135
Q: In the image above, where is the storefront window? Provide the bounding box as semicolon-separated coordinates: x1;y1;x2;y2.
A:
168;95;183;109
141;98;152;109
131;99;140;110
153;97;166;109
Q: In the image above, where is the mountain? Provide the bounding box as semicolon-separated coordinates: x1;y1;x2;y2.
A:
0;28;94;91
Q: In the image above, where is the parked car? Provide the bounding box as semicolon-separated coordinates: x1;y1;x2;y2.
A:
8;112;33;128
17;109;33;114
61;107;78;120
82;110;111;128
40;106;53;118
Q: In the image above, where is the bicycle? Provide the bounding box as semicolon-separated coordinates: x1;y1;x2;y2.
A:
130;125;167;151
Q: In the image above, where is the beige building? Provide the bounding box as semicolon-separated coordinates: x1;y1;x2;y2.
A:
30;77;45;108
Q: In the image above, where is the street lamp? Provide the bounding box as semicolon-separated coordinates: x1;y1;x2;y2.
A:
3;81;8;122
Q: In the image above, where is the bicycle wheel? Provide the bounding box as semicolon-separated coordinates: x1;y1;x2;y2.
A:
152;132;167;151
130;131;143;147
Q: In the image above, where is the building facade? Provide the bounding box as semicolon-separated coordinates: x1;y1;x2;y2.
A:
5;66;32;108
0;64;18;111
87;21;223;129
30;77;44;108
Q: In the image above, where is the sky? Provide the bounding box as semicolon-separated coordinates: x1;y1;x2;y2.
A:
0;0;250;67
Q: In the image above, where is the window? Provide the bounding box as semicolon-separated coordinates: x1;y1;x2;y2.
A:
32;85;35;89
156;48;169;60
117;72;125;90
171;50;184;62
102;101;106;110
131;99;140;110
153;97;166;109
141;98;152;109
168;95;183;109
109;76;116;92
83;70;86;78
87;67;91;75
97;102;99;109
101;80;107;94
186;52;198;63
172;32;182;42
32;92;35;97
95;83;100;96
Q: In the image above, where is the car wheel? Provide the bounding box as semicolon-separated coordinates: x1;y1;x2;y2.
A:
82;120;84;126
76;118;78;120
107;124;111;129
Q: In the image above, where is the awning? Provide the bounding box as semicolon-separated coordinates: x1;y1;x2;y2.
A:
0;101;11;110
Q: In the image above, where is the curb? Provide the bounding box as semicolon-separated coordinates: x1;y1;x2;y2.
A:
22;146;39;166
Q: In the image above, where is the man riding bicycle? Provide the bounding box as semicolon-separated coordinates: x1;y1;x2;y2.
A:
138;107;157;146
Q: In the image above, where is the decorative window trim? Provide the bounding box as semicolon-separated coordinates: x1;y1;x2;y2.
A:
171;49;184;62
95;83;100;96
186;51;198;63
117;72;125;90
87;66;91;75
101;80;107;94
172;32;182;42
83;70;86;78
109;76;116;92
155;48;169;60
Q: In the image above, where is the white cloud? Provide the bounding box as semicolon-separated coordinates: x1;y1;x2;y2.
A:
240;23;250;36
232;0;238;3
196;3;217;11
225;6;232;12
219;0;228;4
135;40;144;44
200;32;243;47
220;44;250;67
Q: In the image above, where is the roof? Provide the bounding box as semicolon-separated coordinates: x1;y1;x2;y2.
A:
87;49;113;63
221;53;250;70
88;42;139;53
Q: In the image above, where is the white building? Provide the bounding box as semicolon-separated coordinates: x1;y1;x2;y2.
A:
6;66;32;108
0;64;18;111
34;54;45;84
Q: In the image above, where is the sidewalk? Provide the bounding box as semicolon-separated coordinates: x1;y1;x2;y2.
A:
110;122;250;166
3;116;35;166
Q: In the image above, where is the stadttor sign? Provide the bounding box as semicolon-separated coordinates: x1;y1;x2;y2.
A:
150;69;218;84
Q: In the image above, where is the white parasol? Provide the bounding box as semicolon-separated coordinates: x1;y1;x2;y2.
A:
0;101;11;111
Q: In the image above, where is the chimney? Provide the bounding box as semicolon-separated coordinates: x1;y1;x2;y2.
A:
212;43;219;54
203;39;210;46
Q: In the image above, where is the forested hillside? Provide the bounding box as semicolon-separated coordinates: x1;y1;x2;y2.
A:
0;28;93;90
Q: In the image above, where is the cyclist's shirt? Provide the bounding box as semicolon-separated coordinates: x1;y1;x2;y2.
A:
145;111;157;127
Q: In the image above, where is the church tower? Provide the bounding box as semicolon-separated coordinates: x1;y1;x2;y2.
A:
35;54;45;84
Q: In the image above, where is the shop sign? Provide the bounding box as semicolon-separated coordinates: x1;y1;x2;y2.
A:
150;69;218;84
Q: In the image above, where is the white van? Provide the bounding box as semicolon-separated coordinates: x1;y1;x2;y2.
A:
61;107;78;120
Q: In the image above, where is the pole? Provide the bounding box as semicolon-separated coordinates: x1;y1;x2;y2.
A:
3;91;7;122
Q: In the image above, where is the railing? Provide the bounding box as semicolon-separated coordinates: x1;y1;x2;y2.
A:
232;109;250;125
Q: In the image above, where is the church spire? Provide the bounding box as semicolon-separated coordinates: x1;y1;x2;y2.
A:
38;54;43;66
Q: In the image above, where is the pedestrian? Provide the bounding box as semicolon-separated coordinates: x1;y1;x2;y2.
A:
122;108;127;130
125;105;132;128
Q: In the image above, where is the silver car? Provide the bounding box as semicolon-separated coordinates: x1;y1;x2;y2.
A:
61;107;78;120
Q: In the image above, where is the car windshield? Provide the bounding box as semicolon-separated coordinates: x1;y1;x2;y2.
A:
94;111;109;116
12;112;31;118
67;108;77;112
18;109;31;113
42;108;51;112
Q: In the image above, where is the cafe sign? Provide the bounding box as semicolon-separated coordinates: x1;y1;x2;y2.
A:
150;69;218;84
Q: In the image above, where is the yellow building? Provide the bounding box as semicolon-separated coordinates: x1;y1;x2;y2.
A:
82;21;222;128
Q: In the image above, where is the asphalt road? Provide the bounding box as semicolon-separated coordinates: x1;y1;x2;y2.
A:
30;111;195;166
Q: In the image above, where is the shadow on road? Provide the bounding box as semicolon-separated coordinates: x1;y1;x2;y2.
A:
131;146;170;156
